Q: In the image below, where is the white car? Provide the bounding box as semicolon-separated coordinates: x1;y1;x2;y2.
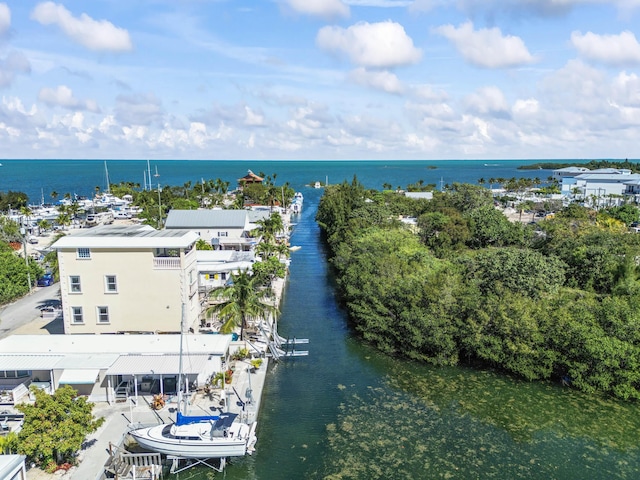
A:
27;236;39;244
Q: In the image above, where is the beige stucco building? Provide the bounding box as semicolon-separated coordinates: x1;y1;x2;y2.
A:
52;224;200;334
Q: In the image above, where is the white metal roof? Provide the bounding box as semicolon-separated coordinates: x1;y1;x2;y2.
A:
0;334;232;356
0;354;64;370
105;354;210;375
165;210;248;229
54;353;121;369
58;369;101;384
51;225;199;249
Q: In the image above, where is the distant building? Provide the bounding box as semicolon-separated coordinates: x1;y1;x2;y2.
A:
51;224;200;334
404;192;433;200
555;166;640;205
237;170;264;189
165;209;269;251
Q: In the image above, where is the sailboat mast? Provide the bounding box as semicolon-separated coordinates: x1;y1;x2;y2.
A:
147;160;152;191
177;303;185;415
104;161;111;194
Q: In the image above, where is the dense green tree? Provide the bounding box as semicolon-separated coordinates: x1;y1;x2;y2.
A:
463;247;566;299
16;385;104;468
465;205;524;248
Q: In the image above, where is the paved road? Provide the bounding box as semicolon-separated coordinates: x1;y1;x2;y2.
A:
0;284;62;338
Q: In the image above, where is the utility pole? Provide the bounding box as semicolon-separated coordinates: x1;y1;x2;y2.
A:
20;219;32;293
157;184;162;229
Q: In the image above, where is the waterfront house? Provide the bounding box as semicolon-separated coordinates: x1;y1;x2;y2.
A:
51;224;200;334
165;209;268;251
0;333;232;403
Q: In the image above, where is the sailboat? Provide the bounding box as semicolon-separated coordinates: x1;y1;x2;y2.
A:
129;307;258;459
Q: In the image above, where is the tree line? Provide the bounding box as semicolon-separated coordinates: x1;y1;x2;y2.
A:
316;177;640;400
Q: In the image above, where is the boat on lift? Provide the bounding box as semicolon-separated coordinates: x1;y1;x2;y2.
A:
129;306;257;459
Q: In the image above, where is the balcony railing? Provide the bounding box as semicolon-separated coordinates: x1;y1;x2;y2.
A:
153;257;181;269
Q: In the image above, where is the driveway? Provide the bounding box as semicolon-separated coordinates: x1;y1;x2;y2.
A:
0;284;63;338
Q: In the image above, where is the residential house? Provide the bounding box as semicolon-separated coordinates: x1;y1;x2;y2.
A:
51;224;200;334
0;333;232;403
165;209;269;251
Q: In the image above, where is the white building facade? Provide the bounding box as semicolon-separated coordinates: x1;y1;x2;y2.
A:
52;225;200;334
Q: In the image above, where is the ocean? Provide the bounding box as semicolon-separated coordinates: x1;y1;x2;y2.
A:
0;158;566;205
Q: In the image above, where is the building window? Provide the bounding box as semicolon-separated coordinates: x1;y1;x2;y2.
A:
69;275;81;293
71;306;83;324
217;231;228;237
97;306;109;324
221;272;227;281
105;275;117;293
77;248;91;259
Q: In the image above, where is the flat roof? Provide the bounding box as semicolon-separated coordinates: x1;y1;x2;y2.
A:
165;210;248;229
0;354;64;370
106;354;211;375
0;334;232;356
52;225;199;249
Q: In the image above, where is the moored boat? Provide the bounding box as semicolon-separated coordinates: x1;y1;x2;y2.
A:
130;412;257;458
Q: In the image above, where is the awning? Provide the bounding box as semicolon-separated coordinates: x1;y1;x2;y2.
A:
106;354;210;376
58;369;100;385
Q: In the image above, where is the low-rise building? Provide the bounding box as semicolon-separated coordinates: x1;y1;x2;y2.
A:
165;209;269;251
51;224;200;334
0;333;232;403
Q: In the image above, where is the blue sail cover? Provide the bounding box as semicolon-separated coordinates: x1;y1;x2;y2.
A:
175;412;219;426
175;411;238;427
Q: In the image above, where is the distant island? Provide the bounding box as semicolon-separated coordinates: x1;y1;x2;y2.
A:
518;159;640;172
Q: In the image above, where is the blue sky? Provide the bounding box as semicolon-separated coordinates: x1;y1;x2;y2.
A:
1;0;640;160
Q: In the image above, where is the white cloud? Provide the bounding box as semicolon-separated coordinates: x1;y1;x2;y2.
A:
349;67;404;94
413;0;640;16
115;93;163;126
434;21;535;68
244;106;265;126
571;30;640;66
317;21;421;68
0;3;10;37
512;98;540;116
463;86;510;117
30;2;133;52
283;0;349;18
0;51;31;88
38;85;99;112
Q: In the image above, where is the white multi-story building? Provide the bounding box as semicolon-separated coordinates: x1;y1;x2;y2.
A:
52;224;200;334
165;209;269;251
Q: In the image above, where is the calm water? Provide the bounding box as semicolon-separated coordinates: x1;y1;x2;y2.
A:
3;159;639;479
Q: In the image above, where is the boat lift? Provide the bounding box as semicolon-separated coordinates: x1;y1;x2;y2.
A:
168;455;226;474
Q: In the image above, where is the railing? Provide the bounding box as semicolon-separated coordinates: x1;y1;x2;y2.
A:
153;257;181;269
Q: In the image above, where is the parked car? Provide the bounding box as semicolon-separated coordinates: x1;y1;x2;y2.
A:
37;273;54;287
27;235;39;244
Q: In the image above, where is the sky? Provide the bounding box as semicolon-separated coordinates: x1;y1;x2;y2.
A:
1;1;640;161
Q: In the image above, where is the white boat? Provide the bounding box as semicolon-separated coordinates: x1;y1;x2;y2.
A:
130;412;257;458
289;245;301;252
129;306;257;459
291;192;303;213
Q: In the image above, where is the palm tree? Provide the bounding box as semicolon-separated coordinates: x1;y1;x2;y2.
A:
206;270;278;340
50;191;59;203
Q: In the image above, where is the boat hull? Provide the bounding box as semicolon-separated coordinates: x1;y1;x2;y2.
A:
130;422;256;458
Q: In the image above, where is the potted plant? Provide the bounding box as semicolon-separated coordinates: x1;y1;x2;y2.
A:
250;358;263;372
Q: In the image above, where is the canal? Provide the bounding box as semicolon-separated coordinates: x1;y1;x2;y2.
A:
172;179;640;480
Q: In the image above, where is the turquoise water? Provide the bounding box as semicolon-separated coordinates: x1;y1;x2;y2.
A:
1;158;555;205
4;159;639;479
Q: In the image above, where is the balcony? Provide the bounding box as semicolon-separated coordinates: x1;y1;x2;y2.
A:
153;257;181;269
